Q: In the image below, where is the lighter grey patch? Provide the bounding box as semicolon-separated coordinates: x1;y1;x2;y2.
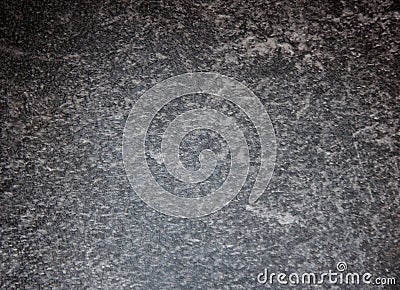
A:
123;72;276;218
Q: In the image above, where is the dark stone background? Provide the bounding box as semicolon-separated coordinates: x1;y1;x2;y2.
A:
1;0;399;289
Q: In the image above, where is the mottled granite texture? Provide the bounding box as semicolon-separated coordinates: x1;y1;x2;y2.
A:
1;0;399;289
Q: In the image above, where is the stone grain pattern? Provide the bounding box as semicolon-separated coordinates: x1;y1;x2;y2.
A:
1;0;399;289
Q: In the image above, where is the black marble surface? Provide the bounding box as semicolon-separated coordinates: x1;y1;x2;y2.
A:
1;0;399;289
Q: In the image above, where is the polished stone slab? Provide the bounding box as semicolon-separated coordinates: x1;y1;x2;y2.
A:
1;1;399;288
